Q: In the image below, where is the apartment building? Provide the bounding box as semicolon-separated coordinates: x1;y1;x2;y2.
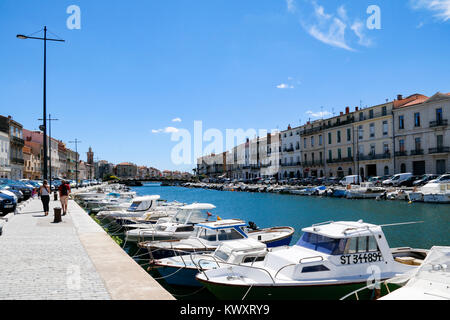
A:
353;101;394;179
280;125;302;179
0;130;10;178
393;92;450;175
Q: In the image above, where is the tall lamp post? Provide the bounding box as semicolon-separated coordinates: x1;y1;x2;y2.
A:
39;114;58;189
17;26;65;181
69;139;81;188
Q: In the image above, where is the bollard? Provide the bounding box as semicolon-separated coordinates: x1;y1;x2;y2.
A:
54;191;58;201
53;207;62;223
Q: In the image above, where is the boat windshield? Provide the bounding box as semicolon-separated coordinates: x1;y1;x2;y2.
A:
171;209;209;224
296;232;347;255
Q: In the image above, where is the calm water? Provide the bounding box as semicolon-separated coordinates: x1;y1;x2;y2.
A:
133;183;450;249
129;183;450;299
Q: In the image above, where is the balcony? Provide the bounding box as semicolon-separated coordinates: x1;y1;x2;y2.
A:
303;160;323;167
358;152;391;161
11;136;24;146
283;147;294;153
429;146;450;154
429;119;448;128
394;151;408;157
410;149;424;156
326;157;354;164
281;162;301;167
11;157;25;165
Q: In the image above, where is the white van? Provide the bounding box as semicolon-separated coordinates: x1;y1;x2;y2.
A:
382;173;413;187
339;175;362;185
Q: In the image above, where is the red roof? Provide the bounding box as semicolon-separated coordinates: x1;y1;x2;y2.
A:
393;94;429;109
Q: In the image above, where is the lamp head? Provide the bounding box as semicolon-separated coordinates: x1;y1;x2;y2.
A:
16;34;28;39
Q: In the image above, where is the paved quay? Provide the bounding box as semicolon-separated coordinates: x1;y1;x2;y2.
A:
0;195;174;300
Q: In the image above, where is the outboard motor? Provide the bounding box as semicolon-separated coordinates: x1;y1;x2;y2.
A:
248;221;259;230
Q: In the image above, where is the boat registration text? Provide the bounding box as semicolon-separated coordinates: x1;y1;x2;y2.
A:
340;252;383;265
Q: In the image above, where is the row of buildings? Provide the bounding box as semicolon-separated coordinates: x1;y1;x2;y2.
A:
0;114;192;181
0;114;95;181
196;92;450;180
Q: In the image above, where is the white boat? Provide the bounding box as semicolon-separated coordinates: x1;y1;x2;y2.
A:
423;183;450;203
379;246;450;300
140;219;294;259
95;195;174;226
126;203;217;243
345;183;386;199
195;220;428;300
151;238;268;287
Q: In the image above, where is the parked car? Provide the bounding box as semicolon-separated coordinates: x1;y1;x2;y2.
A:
429;173;450;184
398;176;420;187
0;184;21;202
0;179;33;200
412;174;439;187
339;175;362;186
382;173;413;187
368;176;384;186
324;177;341;186
0;192;17;215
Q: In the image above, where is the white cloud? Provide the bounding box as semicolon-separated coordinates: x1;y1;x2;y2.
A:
151;127;180;134
276;83;294;89
306;110;332;118
351;20;372;47
286;0;296;13
172;117;182;122
411;0;450;21
290;1;375;52
307;18;355;51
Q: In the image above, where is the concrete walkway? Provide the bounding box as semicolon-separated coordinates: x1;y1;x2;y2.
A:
0;196;174;300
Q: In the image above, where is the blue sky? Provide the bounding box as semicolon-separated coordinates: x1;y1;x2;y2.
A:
1;0;449;172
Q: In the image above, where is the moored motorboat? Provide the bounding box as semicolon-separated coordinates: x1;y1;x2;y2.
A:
126;203;217;243
196;220;428;300
140;219;294;259
151;238;268;287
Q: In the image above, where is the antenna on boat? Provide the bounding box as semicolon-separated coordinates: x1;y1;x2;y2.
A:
379;221;424;227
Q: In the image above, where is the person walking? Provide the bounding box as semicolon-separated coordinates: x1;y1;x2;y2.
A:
39;180;51;216
58;180;71;215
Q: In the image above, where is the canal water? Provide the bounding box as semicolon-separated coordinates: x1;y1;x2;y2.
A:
129;182;450;300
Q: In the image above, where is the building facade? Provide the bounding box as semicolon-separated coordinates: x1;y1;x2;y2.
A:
114;162;138;178
393;92;450;175
0;130;10;179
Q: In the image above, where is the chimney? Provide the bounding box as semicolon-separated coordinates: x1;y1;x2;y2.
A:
287;124;291;130
340;111;343;116
355;106;359;111
345;106;350;114
397;94;403;101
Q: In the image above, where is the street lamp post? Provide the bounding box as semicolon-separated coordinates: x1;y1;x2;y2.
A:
39;114;58;189
69;139;81;188
17;26;65;181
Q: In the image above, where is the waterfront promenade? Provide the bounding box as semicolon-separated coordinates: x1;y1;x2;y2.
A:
0;196;174;300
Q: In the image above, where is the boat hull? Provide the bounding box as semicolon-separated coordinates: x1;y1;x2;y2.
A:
156;266;202;287
196;278;396;300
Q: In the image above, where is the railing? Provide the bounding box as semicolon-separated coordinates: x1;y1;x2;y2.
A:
429;146;450;154
410;149;424;156
429;119;448;128
326;157;353;164
303;160;323;167
11;136;24;146
358;152;391;161
394;151;407;157
281;162;301;167
283;147;294;152
11;157;24;164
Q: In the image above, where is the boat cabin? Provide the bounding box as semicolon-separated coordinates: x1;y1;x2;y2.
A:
127;195;160;212
213;238;268;264
193;219;248;243
155;203;216;233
